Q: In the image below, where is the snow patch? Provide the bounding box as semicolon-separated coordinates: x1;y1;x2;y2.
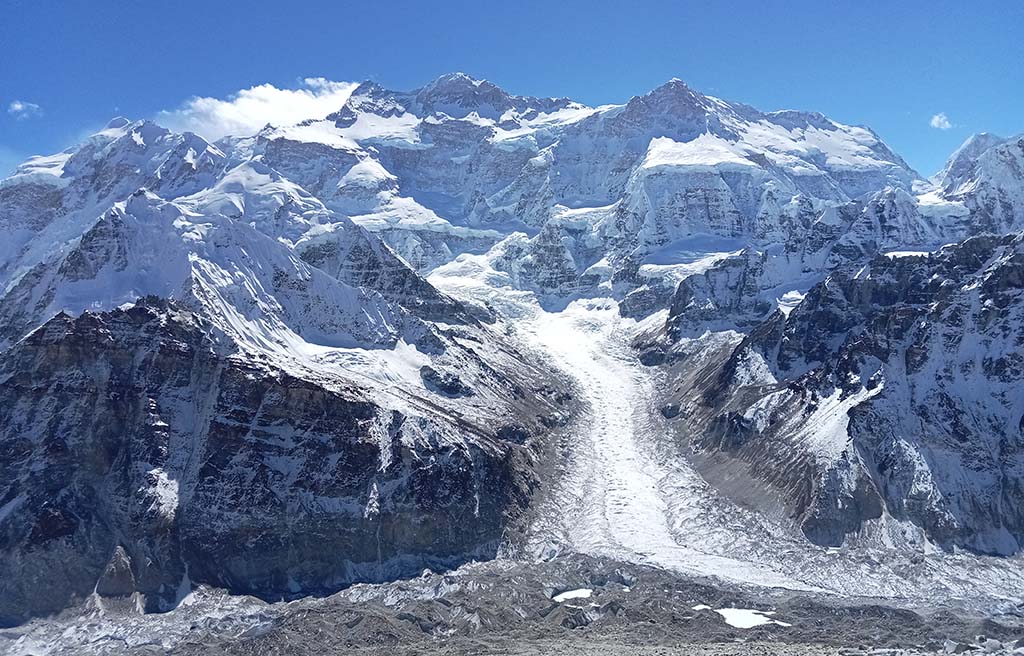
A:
146;468;179;518
552;588;592;603
265;121;360;151
714;607;792;629
777;290;805;315
641;134;756;171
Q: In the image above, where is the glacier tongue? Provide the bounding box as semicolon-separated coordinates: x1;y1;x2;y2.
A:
427;249;1024;605
514;298;1024;602
517;298;819;591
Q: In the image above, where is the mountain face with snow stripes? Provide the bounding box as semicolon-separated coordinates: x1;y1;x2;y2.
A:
1;72;1023;623
650;234;1024;555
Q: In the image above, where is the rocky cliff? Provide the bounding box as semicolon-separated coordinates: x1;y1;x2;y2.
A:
651;233;1024;554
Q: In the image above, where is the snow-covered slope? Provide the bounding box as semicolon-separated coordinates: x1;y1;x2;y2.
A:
176;159;469;321
0;119;225;294
0;189;431;353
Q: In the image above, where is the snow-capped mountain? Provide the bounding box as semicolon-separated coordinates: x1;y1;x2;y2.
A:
1;72;1023;626
0;188;441;353
935;132;1009;192
0;94;574;624
637;128;1024;559
938;135;1024;232
649;234;1024;554
659;131;1024;334
0;295;571;623
237;75;925;300
0;118;225;294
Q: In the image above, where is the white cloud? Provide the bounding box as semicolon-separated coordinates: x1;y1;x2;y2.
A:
929;112;952;130
8;100;42;120
157;78;358;141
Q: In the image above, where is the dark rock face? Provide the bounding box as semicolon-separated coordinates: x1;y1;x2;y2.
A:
659;404;681;419
0;301;566;625
95;546;136;597
657;233;1024;554
666;249;774;338
419;365;474;397
297;229;470;323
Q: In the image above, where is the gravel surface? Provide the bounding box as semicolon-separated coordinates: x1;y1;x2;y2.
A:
7;555;1014;655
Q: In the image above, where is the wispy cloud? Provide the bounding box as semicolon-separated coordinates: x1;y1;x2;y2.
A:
929;112;952;130
157;78;358;141
7;100;42;120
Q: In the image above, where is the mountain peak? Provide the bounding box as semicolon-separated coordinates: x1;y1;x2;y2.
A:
413;72;519;119
93;117;167;140
418;71;501;100
936;131;1008;189
952;132;1006;158
350;80;387;97
639;77;710;108
429;71;484;87
647;77;697;97
618;77;717;126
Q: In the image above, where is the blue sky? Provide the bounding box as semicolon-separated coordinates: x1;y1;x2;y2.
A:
1;0;1021;177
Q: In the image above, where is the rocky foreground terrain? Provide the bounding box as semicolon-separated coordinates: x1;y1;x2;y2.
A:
4;555;1023;655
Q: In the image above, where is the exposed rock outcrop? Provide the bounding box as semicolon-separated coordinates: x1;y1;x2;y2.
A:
655;234;1024;554
0;299;572;624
